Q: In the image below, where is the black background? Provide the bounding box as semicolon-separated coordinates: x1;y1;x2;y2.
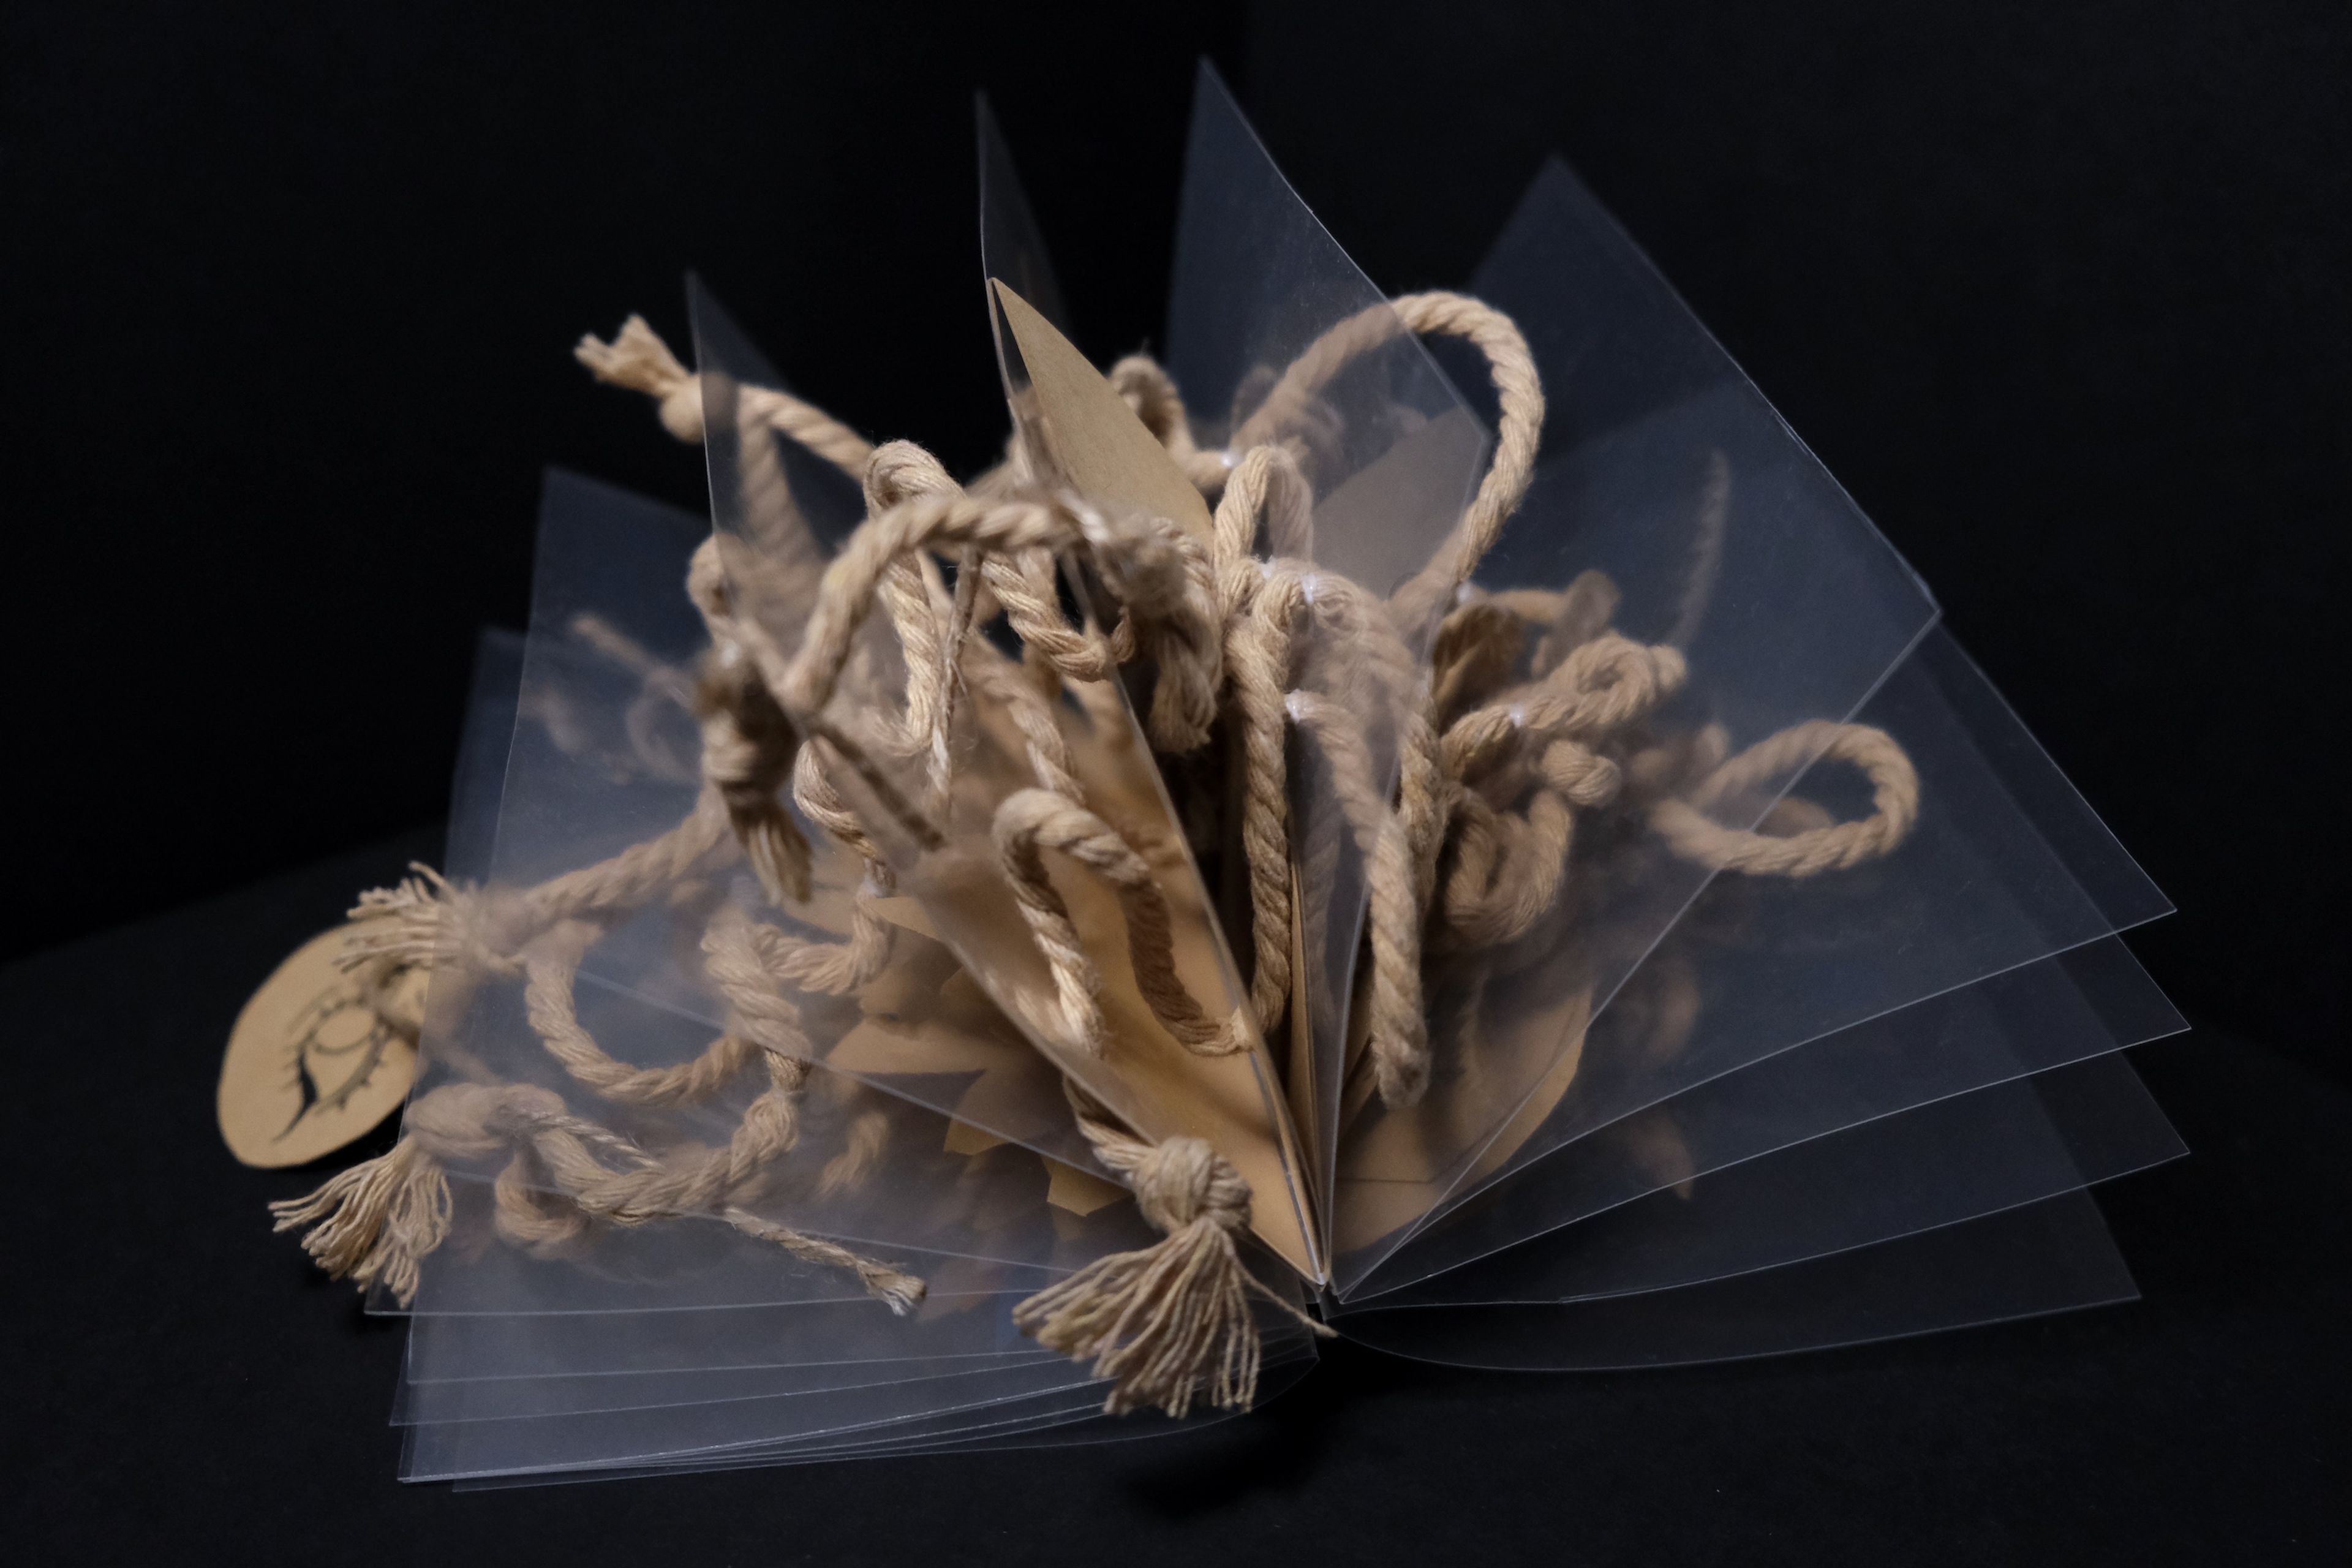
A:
5;2;2348;1560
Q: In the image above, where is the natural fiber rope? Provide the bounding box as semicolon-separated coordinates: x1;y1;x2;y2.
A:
1013;1082;1330;1417
274;895;929;1313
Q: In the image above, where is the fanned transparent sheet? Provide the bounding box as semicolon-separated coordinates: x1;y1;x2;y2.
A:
986;80;1493;1231
1341;1051;2179;1312
1355;937;2182;1302
1315;170;2167;1288
1334;1189;2140;1370
420;1321;1323;1488
393;469;1167;1298
1137;70;1965;1288
1336;625;2174;1292
385;453;1326;1476
690;271;1326;1283
395;562;1324;1477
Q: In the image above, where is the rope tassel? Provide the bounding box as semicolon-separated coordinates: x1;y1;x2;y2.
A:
267;1137;451;1308
1014;1125;1330;1417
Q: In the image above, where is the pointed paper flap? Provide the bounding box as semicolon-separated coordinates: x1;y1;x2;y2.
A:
990;279;1215;545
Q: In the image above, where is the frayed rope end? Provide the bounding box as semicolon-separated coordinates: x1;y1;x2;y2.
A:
576;315;704;443
268;1138;451;1308
339;862;492;975
1011;1136;1331;1419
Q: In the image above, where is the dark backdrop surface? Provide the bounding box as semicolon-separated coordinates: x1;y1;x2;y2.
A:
3;2;2343;1076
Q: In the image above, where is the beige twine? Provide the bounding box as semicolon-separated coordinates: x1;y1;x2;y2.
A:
274;897;929;1313
1011;1085;1330;1417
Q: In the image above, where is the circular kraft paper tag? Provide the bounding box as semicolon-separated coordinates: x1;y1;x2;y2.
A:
218;928;425;1168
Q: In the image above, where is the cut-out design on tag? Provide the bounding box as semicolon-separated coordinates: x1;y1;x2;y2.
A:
220;928;422;1168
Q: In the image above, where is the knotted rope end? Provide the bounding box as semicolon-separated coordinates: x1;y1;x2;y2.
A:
267;1138;451;1307
1012;1136;1324;1419
339;863;483;974
576;314;704;442
860;1262;929;1317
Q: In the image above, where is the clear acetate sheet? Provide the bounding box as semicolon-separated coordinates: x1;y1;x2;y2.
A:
1321;154;2175;1293
394;1309;1063;1425
1335;626;2173;1292
987;69;1494;1230
1354;936;2182;1300
679;283;1097;1161
395;1284;1070;1431
448;627;526;882
382;470;1185;1328
440;1339;1327;1490
677;203;1324;1283
393;630;1053;1404
394;625;1284;1468
398;1306;1324;1483
685;280;1333;1289
1330;1188;2139;1370
1336;1049;2180;1313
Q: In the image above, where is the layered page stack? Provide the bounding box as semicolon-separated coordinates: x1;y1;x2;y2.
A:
288;66;2184;1485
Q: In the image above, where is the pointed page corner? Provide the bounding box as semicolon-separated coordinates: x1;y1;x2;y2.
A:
989;278;1215;546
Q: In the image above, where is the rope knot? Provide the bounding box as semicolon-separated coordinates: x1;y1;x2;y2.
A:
339;864;524;978
1131;1136;1250;1235
575;315;705;442
400;1081;559;1164
694;649;814;906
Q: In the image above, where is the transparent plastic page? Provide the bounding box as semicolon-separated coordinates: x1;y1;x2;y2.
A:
692;230;1320;1279
397;1178;1073;1318
442;1395;1115;1488
402;1282;1047;1381
1309;154;1950;1280
536;322;1107;1183
354;628;516;1317
415;625;1154;1285
976;96;1074;344
386;473;1169;1314
1353;937;2181;1298
394;1338;1063;1425
989;65;1488;1215
1346;1049;2178;1310
448;627;527;882
400;1307;1322;1482
1333;624;2169;1292
1330;1188;2137;1370
396;1285;1063;1424
435;1331;1326;1488
400;1351;1109;1482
